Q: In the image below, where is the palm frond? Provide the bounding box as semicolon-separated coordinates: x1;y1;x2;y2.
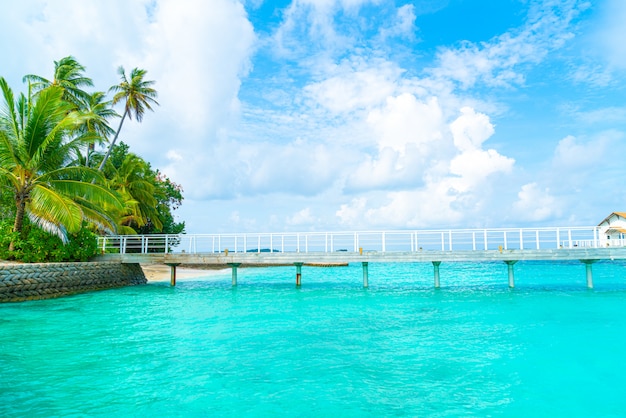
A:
29;185;84;234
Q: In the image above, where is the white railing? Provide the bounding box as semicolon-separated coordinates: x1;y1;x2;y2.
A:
97;226;605;255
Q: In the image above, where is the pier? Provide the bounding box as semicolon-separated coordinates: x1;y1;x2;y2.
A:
95;226;626;289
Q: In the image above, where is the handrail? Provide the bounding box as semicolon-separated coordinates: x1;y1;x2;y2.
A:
97;226;607;255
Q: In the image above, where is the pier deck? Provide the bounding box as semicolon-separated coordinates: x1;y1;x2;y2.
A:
95;227;626;289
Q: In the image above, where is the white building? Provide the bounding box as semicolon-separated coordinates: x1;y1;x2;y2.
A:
598;212;626;246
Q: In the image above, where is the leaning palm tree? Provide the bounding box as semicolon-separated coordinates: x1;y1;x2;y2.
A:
79;91;118;167
98;67;159;171
0;78;122;251
23;56;94;108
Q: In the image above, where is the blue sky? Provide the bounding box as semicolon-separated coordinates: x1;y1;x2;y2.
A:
1;0;625;233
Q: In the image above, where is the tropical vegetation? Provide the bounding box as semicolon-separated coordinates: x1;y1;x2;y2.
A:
0;56;184;262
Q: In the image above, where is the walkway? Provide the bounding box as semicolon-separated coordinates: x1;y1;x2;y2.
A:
95;226;626;289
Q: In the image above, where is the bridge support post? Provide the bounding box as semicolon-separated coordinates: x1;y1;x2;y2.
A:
505;260;518;288
295;263;303;287
432;261;441;288
362;262;369;288
166;263;181;286
580;260;596;289
229;263;241;286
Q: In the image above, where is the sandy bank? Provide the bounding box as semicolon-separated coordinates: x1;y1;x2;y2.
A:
140;264;228;282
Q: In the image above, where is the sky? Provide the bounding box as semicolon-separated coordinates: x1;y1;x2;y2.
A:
1;0;625;234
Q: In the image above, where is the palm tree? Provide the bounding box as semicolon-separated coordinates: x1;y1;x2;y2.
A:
79;91;118;167
23;56;93;108
98;67;159;171
105;153;163;233
0;78;122;251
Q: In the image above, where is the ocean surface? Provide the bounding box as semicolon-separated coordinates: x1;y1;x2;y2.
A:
2;261;626;417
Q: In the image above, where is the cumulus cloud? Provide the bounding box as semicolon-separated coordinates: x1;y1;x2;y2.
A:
304;59;402;113
553;134;610;169
513;183;561;222
337;103;514;228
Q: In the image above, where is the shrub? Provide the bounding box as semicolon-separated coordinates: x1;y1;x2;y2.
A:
0;220;98;262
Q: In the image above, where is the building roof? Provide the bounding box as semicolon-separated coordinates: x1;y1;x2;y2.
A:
598;212;626;226
606;227;626;235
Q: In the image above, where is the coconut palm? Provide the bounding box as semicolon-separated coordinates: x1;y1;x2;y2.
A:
104;153;163;233
0;78;122;251
79;91;118;167
98;67;159;171
23;56;94;108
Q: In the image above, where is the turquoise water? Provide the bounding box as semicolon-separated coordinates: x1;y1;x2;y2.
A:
2;261;626;417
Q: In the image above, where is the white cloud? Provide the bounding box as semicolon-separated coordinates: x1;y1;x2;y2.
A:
429;0;584;88
380;4;417;40
367;94;446;154
304;59;402;113
513;183;561;222
287;208;318;226
553;134;609;169
449;107;494;152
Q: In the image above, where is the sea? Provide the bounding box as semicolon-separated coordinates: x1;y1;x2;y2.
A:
2;261;626;417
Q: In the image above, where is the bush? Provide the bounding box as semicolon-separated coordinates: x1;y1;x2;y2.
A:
0;220;98;262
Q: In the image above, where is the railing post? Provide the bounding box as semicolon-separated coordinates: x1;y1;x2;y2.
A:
354;232;358;253
484;229;488;250
472;232;476;251
568;229;572;249
536;230;540;250
297;233;300;253
503;231;508;250
519;229;523;250
258;235;261;253
594;227;598;248
270;234;273;253
325;233;328;253
448;230;452;251
556;228;561;248
382;232;386;253
441;232;445;251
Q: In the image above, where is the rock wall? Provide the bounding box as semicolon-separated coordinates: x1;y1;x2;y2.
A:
0;262;147;302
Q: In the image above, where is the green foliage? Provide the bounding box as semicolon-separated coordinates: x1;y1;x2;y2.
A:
0;57;184;261
106;142;185;235
0;220;98;262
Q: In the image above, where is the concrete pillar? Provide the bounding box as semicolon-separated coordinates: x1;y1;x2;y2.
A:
166;263;180;286
362;262;369;288
229;263;241;286
505;260;518;288
432;261;441;288
295;263;303;287
581;260;596;289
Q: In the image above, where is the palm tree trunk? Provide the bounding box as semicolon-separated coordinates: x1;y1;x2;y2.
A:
9;198;26;252
86;143;94;167
98;109;128;171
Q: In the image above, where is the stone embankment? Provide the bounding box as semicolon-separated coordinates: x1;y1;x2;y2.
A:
0;262;146;302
